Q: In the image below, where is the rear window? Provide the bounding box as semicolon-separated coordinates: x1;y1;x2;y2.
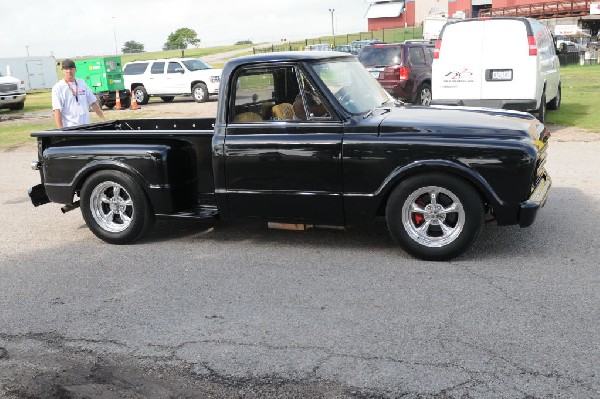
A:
123;63;148;75
358;46;403;67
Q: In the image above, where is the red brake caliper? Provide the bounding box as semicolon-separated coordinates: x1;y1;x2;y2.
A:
412;198;425;226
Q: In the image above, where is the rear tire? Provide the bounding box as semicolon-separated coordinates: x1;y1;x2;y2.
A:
80;170;154;244
414;83;432;106
385;173;484;261
535;92;546;123
547;84;561;111
133;86;149;105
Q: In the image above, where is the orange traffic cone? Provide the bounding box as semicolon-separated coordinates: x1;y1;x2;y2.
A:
114;90;122;110
130;89;140;110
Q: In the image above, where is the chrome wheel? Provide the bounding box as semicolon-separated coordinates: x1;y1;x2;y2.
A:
418;85;432;105
90;181;134;233
401;185;465;248
193;86;206;101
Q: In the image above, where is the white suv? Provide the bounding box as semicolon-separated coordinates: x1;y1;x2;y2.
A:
0;69;26;111
123;58;222;104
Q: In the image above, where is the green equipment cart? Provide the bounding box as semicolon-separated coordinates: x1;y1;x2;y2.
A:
75;57;131;109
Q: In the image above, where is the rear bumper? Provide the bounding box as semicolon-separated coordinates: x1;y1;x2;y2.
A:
380;81;411;102
28;184;50;207
431;99;537;112
519;172;551;227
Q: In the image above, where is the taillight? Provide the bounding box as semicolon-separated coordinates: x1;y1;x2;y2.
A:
398;66;409;81
528;35;537;56
433;39;442;59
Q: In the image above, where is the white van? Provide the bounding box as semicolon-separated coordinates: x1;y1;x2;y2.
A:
431;17;561;122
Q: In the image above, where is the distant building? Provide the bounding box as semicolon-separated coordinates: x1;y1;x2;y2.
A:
0;57;58;91
365;0;600;37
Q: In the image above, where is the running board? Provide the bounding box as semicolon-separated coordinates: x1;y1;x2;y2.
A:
156;205;219;220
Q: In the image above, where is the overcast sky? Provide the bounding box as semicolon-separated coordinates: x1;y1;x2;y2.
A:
1;0;369;59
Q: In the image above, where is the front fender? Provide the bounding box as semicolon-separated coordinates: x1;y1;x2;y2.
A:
344;159;504;227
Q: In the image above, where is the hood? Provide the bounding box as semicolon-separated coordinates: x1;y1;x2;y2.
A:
378;105;549;144
190;68;223;77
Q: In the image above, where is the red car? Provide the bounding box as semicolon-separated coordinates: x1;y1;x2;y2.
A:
358;41;434;105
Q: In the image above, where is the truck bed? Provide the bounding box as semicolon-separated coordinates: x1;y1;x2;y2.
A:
31;118;218;216
31;118;216;136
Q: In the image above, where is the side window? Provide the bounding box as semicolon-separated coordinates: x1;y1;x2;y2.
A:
123;63;148;75
229;66;332;124
151;62;165;74
408;47;426;65
424;46;434;63
168;62;183;74
230;70;276;123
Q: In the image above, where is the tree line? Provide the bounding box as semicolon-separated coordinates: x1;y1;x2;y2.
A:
121;27;201;54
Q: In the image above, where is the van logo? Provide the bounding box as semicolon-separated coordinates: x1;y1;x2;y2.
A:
442;68;474;83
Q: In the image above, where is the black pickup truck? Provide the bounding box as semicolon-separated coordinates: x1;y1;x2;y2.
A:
29;52;551;261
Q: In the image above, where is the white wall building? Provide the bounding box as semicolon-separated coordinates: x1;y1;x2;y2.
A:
0;57;58;91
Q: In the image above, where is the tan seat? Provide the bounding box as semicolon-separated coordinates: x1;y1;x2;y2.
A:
271;103;295;120
233;112;262;122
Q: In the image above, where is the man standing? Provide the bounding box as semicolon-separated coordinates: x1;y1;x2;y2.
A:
52;59;105;128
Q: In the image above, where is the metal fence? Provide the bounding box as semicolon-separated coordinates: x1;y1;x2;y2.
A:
253;27;424;54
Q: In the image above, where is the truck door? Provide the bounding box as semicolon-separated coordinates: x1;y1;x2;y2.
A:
166;61;187;94
223;65;345;224
147;61;166;94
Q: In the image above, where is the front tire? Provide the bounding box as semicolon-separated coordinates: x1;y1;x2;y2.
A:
9;101;25;111
192;83;209;103
386;173;484;261
133;86;149;105
80;170;154;244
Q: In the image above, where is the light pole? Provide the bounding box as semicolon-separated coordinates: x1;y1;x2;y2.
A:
112;16;118;55
25;45;30;57
328;8;335;36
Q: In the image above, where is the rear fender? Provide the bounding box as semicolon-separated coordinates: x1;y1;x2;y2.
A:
41;141;198;213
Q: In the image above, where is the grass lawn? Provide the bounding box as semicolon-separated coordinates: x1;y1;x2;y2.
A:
545;63;600;131
1;59;598;148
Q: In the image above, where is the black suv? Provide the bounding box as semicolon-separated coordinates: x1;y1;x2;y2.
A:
358;41;434;105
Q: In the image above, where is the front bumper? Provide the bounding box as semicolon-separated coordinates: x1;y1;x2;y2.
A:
519;172;551;227
431;99;538;113
0;93;26;107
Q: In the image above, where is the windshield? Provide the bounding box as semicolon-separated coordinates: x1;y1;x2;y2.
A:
182;59;211;71
309;59;391;114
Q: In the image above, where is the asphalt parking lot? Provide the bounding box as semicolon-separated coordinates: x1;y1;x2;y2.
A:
0;102;599;398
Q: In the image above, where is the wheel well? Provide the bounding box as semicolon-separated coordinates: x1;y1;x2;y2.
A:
190;80;207;91
376;168;490;217
74;166;150;204
130;83;144;91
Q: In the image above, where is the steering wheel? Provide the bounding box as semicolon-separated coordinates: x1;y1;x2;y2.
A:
336;87;357;112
